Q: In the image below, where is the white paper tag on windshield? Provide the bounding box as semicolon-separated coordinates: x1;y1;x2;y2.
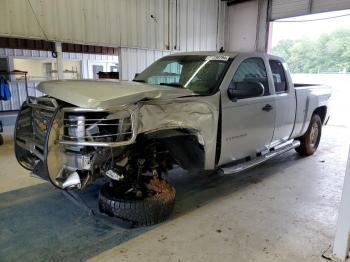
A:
205;55;230;61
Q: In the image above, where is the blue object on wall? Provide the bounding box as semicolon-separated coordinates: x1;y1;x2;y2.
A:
0;77;11;101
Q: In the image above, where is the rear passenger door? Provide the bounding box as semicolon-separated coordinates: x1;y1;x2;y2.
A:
219;56;276;165
269;59;296;145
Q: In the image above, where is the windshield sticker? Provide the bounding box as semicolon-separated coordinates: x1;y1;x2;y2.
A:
205;55;230;61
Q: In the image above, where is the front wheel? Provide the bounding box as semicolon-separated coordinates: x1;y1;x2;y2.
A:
99;179;176;226
295;114;322;156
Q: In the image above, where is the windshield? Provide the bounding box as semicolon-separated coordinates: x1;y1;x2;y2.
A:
134;55;231;95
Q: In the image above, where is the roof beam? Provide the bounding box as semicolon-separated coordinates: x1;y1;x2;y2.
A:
222;0;255;7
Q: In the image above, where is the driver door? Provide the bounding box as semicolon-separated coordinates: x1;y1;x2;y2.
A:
219;56;276;165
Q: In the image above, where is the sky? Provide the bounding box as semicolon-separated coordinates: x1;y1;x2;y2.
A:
271;10;350;47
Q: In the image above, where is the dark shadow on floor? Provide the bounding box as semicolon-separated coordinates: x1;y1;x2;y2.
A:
0;151;302;262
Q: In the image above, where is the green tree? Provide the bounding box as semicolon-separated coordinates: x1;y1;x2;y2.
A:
272;28;350;73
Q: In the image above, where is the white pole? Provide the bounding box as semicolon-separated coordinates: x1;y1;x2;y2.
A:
333;146;350;261
55;42;63;80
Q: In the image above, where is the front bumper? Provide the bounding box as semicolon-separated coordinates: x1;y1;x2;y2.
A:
15;96;138;188
15;97;58;165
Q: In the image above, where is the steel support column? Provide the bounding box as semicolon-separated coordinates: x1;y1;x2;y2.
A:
333;146;350;261
255;0;270;52
55;42;63;80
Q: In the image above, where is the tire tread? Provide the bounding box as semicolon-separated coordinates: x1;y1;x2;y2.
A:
99;181;176;226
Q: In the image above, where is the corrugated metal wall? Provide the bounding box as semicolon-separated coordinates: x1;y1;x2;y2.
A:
119;0;226;80
271;0;350;20
0;0;224;52
178;0;223;51
1;46;176;108
120;48;172;80
0;47;117;61
0;80;43;111
0;47;118;111
0;48;52;59
0;0;169;49
225;0;259;52
0;0;226;86
312;0;350;14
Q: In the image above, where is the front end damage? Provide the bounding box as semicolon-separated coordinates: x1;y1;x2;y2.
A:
15;96;138;189
14;94;219;191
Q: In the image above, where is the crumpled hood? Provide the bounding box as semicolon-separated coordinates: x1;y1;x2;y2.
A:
38;80;194;108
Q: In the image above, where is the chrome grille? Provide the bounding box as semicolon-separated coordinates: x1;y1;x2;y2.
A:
33;109;52;144
58;107;137;147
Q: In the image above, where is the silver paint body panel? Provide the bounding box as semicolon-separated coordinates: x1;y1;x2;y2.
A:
37;52;331;170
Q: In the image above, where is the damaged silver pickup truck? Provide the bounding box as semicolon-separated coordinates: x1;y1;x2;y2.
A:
14;52;331;225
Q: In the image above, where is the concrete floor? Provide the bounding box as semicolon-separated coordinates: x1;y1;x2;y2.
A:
0;125;349;262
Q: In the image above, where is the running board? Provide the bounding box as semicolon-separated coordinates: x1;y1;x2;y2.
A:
220;140;300;175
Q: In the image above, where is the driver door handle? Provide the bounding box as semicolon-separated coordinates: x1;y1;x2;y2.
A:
262;104;273;112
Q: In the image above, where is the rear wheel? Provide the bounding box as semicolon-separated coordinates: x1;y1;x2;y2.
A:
99;178;176;226
295;114;322;156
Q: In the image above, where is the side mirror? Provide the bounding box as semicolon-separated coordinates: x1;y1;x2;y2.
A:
227;81;265;101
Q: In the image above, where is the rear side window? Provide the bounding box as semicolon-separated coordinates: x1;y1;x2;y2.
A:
232;57;269;96
269;60;287;93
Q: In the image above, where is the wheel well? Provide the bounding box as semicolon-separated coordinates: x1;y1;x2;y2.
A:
142;129;205;172
313;106;327;124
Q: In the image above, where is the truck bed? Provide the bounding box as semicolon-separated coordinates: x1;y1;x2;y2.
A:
291;84;331;139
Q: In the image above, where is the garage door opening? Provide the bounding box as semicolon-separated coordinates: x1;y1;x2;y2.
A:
269;10;350;128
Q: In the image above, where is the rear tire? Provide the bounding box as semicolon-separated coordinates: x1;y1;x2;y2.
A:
295;114;322;156
99;179;176;226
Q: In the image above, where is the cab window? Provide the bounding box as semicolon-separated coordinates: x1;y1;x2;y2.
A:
231;57;269;96
269;60;287;93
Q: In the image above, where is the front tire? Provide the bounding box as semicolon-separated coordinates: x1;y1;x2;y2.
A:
99;179;176;226
295;114;322;156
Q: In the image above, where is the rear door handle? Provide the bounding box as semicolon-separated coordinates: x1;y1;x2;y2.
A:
262;104;273;112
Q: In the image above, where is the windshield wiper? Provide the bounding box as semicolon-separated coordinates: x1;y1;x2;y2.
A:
159;83;183;88
133;79;146;83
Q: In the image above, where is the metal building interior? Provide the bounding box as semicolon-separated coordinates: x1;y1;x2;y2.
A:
0;0;350;261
